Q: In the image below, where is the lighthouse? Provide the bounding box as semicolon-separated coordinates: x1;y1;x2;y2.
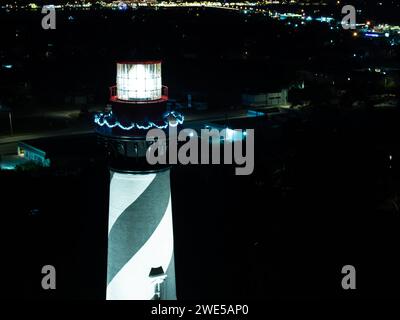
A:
94;60;183;300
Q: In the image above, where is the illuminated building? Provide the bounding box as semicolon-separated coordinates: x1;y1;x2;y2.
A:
95;60;183;300
242;89;288;108
17;141;50;167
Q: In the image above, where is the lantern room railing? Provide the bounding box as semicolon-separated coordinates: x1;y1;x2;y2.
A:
109;85;168;103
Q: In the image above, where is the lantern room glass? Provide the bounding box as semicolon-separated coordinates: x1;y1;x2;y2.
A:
116;62;162;101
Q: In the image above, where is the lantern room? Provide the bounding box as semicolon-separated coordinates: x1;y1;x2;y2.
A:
113;61;166;102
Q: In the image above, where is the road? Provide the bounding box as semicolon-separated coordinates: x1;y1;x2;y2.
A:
0;128;93;156
0;107;287;156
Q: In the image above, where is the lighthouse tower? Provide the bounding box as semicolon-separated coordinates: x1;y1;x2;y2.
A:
94;60;183;300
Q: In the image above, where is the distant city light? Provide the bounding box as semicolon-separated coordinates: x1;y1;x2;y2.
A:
316;17;334;23
118;2;128;10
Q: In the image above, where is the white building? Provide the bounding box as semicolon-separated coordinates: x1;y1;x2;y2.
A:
242;89;288;108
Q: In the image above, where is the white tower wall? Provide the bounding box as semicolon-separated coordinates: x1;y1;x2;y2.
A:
106;169;176;300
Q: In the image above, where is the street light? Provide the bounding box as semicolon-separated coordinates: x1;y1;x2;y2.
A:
9;111;13;135
0;103;13;135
